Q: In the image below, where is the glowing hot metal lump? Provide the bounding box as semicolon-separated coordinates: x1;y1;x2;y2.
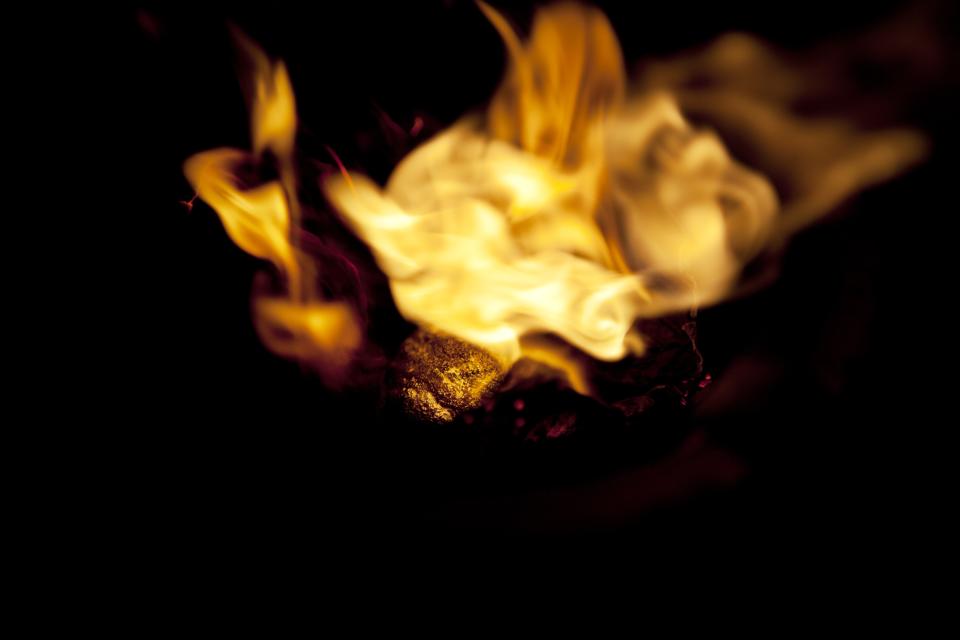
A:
185;2;925;420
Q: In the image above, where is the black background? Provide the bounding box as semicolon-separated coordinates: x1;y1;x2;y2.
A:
112;0;955;565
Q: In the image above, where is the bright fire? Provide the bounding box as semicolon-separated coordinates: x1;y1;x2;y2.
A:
185;2;925;398
325;2;778;369
184;30;361;381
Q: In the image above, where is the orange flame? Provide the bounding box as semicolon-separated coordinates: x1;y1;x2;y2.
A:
186;3;926;396
184;32;360;379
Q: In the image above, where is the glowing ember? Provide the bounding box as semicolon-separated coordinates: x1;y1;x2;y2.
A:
392;329;503;423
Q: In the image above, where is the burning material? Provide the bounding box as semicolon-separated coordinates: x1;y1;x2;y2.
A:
391;330;503;424
184;2;926;422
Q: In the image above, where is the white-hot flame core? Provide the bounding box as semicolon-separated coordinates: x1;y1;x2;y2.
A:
324;3;778;367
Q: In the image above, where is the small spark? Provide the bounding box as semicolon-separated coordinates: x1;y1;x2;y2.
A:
179;192;199;213
410;116;424;136
372;103;407;138
324;145;356;193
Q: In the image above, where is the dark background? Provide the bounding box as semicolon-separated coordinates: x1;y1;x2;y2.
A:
114;0;955;562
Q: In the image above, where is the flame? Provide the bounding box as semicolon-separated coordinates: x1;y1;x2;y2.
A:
185;3;925;398
184;33;360;379
324;2;779;371
637;31;929;243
